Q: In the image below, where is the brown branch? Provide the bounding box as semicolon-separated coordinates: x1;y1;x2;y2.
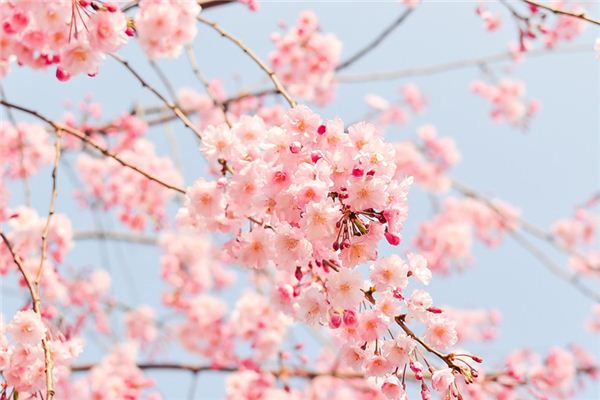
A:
336;44;591;83
184;44;232;127
450;179;599;303
336;8;415;71
0;233;55;399
508;229;600;302
0;100;186;194
109;53;203;141
73;230;158;245
523;0;600;26
197;16;297;108
121;0;237;13
35;131;62;286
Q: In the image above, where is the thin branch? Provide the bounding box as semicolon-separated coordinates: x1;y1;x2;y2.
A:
0;233;55;399
109;53;203;141
73;230;158;245
122;0;237;13
450;179;599;302
523;0;600;25
336;44;591;83
148;59;177;101
0;100;186;194
336;8;415;71
35;131;62;286
184;44;232;127
508;229;600;302
197;15;297;108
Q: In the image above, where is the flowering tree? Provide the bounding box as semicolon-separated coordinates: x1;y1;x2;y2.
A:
0;0;599;399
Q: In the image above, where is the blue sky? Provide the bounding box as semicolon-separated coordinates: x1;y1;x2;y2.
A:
1;1;599;399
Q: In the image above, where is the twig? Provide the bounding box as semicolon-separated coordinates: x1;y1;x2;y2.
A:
450;179;599;302
73;230;158;245
336;8;415;71
0;233;55;399
184;44;232;127
197;15;297;108
0;100;186;194
35;131;62;286
508;229;600;303
337;44;591;83
109;53;203;141
523;0;600;25
149;59;178;101
121;0;236;13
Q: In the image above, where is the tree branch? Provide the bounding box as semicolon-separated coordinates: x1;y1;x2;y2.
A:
197;16;297;108
73;230;158;245
0;100;186;195
35;132;62;286
337;44;591;83
336;8;415;71
523;0;600;25
0;233;55;399
109;54;203;141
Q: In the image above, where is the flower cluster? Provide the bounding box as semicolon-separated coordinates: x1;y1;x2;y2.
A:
135;0;201;59
175;105;487;391
0;310;82;397
471;79;540;128
0;206;72;277
415;197;520;273
462;345;597;399
77;138;182;231
68;343;159;399
159;230;234;306
444;307;501;343
0;0;129;79
269;12;342;104
0;122;54;179
552;207;600;277
365;84;427;129
394;125;460;192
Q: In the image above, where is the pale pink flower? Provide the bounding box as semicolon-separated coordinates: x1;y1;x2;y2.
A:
7;310;46;345
326;268;364;309
431;368;455;392
425;316;457;349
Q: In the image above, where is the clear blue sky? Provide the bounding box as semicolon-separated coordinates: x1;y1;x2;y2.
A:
1;1;599;399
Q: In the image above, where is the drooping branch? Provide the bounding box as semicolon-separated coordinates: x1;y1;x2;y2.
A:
184;44;232;127
336;8;415;71
0;233;55;399
523;0;600;25
197;16;297;108
35;132;62;286
109;54;203;141
0;100;186;195
73;230;158;245
450;179;600;303
337;44;591;83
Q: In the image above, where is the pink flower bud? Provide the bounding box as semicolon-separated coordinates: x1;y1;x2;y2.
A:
343;309;357;326
352;167;364;177
105;2;118;12
125;27;136;37
427;306;443;314
384;230;401;246
295;266;303;281
317;124;327;135
329;311;342;328
311;151;322;163
56;68;71;82
289;141;302;153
